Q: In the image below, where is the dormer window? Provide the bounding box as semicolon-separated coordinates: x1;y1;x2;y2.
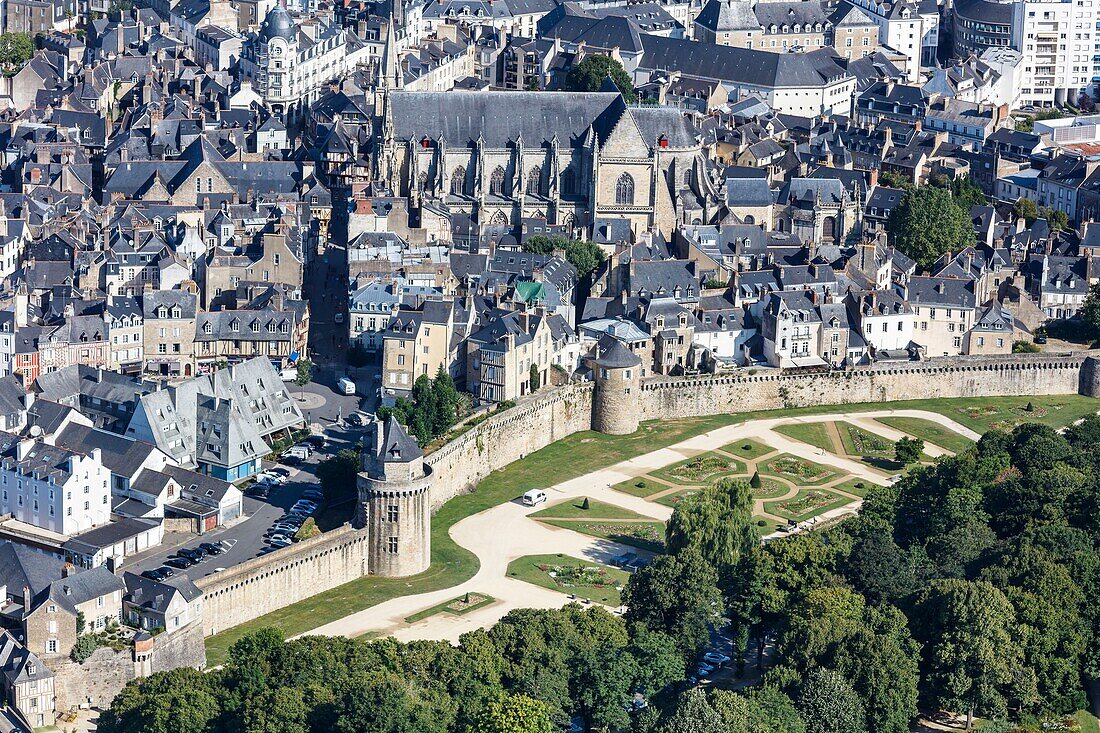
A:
203;322;213;334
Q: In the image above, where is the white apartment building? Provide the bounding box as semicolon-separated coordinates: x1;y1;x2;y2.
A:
0;436;111;536
1014;0;1096;106
847;0;928;81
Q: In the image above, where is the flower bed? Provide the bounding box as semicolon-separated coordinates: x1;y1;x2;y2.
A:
652;453;741;485
764;488;852;522
761;454;837;485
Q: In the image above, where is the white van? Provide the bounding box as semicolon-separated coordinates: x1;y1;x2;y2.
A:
522;490;547;506
336;377;356;395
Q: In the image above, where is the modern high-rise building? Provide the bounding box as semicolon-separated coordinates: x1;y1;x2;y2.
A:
953;0;1096;106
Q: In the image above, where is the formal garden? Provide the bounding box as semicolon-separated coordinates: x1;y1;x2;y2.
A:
650;452;743;485
763;488;852;522
506;553;630;606
403;592;496;624
760;454;840;485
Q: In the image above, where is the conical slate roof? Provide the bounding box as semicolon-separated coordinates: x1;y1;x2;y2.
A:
593;334;642;369
381;415;422;462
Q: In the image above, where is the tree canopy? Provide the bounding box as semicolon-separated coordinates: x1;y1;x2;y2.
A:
886;184;974;270
563;55;636;102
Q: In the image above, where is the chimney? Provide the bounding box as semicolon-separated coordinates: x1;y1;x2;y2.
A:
22;585;30;609
868;167;879;188
61;562;74;578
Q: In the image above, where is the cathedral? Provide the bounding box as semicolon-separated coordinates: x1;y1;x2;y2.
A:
367;26;722;240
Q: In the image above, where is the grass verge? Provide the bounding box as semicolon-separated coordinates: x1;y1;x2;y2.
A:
718;438;776;460
531;497;651;520
404;592;496;624
611;476;663;498
875;416;975;454
773;422;836;453
537;519;666;554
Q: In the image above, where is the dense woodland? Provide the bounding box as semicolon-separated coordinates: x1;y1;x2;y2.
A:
100;419;1100;733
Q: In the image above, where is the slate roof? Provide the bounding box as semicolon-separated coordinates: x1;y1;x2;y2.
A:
639;37;850;88
380;415;422;462
123;571;202;614
593;332;643;368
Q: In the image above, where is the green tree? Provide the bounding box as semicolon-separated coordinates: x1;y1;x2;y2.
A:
886;185;973;270
879;170;911;189
1012;197;1038;225
98;668;220;733
1080;281;1100;339
661;689;728;733
529;363;540;392
627;624;685;695
431;365;460;437
562;240;605;278
471;694;555;733
0;33;33;66
893;436;923;466
623;548;723;661
294;357;314;386
564;54;636;102
316;448;360;504
797;668;867;733
666;477;758;574
712;687;806;733
571;640;639;731
912;579;1036;728
948;177;987;210
1038;206;1069;231
70;634;99;663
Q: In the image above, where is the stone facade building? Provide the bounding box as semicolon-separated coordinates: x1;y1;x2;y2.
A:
372;89;719;239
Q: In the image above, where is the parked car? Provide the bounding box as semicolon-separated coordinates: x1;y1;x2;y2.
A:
279;454;304;467
702;652;731;667
165;557;193;569
269;536;294;548
302;489;323;501
294;500;318;510
269;467;291;479
522;490;547;506
347;412;368;426
199;542;225;556
177;548;205;562
141;568;168;582
695;666;711;678
256;472;286;486
337;376;356;395
697;661;715;673
291;443;314;456
247;486;270;499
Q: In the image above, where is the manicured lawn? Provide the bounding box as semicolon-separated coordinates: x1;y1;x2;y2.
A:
875;416;975;454
506;553;631;607
752;513;786;533
611;476;662;498
760;454;840;485
531;497;649;520
404;592;496;624
719;438;776;460
1074;710;1100;733
204;414;737;665
654;488;701;508
203;394;1098;665
773;422;835;453
831;478;881;498
764;488;853;522
650;452;742;485
931;395;1099;433
538;519;666;554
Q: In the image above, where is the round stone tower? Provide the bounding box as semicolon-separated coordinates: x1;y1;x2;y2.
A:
590;333;643;435
356;416;432;577
1080;355;1100;398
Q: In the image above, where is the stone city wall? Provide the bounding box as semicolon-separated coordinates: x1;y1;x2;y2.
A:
636;353;1089;422
425;383;595;508
195;523;370;636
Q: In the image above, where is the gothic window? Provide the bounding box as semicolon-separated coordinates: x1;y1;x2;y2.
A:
527;166;542;196
491;210;508;225
489;166;506;197
615;173;635;206
417;171;429;190
451;166;466;196
561;167;576;196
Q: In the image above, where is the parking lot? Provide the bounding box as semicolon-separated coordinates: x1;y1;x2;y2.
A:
121;379;373;582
